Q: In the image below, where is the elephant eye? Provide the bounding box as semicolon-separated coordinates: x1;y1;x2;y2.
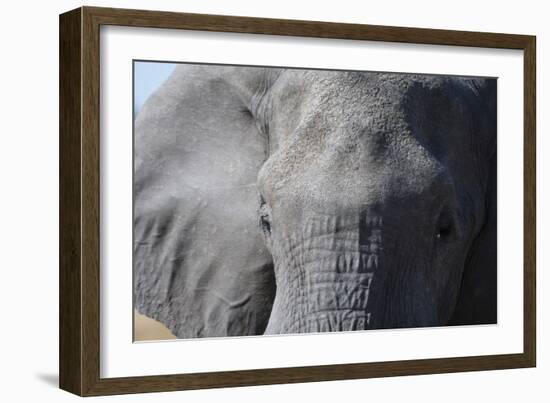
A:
436;224;453;240
259;196;272;237
435;210;456;242
260;213;271;235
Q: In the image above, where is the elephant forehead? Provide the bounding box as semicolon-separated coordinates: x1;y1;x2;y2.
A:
270;71;447;156
274;70;402;128
262;80;434;183
258;71;491;214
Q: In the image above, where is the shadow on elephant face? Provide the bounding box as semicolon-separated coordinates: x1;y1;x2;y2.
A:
133;64;497;339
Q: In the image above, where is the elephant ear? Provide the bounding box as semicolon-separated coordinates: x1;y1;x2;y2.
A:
449;78;497;325
133;64;276;338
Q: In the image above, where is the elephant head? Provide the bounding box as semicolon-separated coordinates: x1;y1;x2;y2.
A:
133;64;496;338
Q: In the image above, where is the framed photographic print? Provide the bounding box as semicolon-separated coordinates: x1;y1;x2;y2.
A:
59;6;536;396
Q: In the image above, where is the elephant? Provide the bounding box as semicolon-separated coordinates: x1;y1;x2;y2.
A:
133;63;497;338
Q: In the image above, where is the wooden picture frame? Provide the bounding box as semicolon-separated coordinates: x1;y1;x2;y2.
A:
59;6;536;396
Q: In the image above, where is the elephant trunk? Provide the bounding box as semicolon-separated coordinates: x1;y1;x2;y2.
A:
264;213;385;334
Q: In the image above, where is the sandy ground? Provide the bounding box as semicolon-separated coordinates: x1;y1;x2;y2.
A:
134;310;177;341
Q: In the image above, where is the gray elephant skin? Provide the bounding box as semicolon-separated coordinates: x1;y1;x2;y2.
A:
133;64;497;338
